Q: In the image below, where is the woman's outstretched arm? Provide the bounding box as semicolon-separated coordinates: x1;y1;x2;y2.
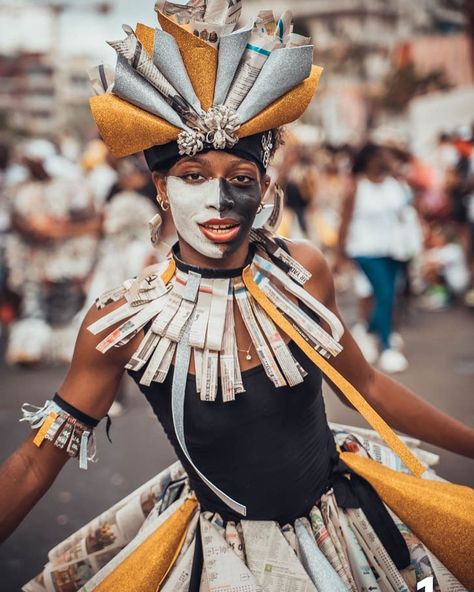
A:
289;240;474;459
0;300;142;543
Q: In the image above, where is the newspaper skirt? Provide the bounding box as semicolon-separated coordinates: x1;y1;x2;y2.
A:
22;424;468;592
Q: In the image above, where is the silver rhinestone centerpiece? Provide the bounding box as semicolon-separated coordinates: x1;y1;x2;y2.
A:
177;105;240;156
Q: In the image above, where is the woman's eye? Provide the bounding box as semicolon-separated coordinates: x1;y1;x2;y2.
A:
231;175;254;184
181;173;205;182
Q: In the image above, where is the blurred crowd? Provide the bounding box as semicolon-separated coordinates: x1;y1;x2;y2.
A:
1;126;473;377
272;126;474;372
0;136;176;369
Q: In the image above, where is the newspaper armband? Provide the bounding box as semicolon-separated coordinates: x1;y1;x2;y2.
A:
20;393;100;469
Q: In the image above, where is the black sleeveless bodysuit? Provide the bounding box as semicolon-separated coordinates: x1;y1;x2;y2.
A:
129;337;340;524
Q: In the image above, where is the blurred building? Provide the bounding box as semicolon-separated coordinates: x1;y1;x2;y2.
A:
395;35;473;89
0;51;91;136
245;0;471;144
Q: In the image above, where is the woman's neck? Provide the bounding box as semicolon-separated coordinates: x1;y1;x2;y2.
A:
176;238;251;270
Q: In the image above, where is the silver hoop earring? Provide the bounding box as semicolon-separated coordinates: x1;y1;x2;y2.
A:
157;194;170;211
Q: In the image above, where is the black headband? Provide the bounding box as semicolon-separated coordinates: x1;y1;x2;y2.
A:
144;129;275;173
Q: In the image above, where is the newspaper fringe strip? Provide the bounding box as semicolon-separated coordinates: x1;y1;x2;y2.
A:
89;251;343;402
20;400;97;469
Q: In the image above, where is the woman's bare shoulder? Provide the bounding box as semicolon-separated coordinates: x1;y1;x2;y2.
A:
74;298;141;369
280;238;335;305
58;297;144;419
279;238;330;279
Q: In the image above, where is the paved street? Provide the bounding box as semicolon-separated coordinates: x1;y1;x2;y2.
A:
1;298;473;591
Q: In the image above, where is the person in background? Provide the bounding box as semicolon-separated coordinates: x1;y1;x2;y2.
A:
420;224;470;310
465;161;474;307
277;145;318;240
449;129;473;254
448;127;474;308
386;145;424;323
337;143;413;374
0;142;15;333
312;145;352;256
82;139;119;210
5;140;101;364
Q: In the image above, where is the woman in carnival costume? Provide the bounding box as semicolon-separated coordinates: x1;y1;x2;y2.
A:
1;2;474;591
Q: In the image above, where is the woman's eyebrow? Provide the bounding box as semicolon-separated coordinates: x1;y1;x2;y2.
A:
227;158;254;168
176;157;203;166
226;159;258;170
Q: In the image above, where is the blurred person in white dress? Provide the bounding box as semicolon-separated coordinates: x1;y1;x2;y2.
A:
5;140;101;364
337;143;422;374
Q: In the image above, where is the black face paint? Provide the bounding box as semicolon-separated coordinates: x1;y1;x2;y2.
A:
217;178;261;256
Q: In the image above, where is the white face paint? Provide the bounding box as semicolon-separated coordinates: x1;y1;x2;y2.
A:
166;176;226;259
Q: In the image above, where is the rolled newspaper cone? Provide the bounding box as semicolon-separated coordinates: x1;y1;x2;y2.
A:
274;9;292;45
88;64;115;95
108;25;203;130
255;10;276;35
204;0;242;25
286;32;311;48
161;0;206;24
224;30;276;111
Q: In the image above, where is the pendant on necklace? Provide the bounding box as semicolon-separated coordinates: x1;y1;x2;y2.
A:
246;353;252;361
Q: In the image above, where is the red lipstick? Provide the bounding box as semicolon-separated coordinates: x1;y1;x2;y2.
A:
198;218;241;243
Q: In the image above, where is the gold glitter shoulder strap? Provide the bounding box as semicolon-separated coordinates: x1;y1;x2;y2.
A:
243;265;426;478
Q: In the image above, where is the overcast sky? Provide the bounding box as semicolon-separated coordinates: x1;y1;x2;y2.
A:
0;1;159;63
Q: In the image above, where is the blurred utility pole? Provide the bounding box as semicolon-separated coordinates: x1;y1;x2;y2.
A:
465;0;474;78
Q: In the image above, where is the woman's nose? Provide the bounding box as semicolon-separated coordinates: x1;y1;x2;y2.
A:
203;178;222;210
204;178;235;211
217;179;235;211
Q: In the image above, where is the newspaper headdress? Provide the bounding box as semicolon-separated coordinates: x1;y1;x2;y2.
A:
89;1;322;169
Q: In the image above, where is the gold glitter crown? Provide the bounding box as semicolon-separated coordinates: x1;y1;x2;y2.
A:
89;9;322;158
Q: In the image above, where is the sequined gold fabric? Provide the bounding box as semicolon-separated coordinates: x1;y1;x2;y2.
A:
136;22;155;56
89;94;180;158
95;497;197;592
238;65;323;138
341;452;474;590
157;11;217;111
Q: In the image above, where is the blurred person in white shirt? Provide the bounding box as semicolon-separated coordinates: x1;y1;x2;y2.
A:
421;224;469;310
5;139;101;364
337;143;421;374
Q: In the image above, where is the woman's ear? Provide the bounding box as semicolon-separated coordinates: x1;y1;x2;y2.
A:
152;171;167;203
260;173;271;197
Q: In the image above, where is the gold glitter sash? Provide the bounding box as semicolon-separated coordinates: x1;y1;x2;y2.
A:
242;265;426;478
95;497;198;592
